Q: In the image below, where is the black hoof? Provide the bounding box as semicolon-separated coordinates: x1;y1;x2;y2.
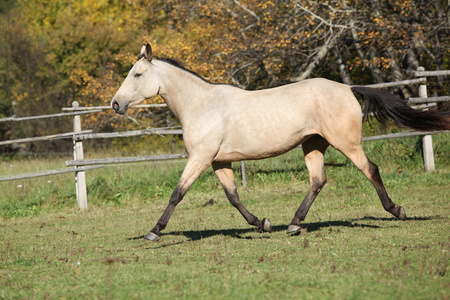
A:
286;224;301;234
261;218;272;232
143;231;161;241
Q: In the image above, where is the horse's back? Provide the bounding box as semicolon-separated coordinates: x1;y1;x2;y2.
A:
227;78;362;133
228;78;359;112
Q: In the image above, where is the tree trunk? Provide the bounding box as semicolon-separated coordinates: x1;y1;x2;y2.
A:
350;19;384;84
332;46;353;85
291;32;342;82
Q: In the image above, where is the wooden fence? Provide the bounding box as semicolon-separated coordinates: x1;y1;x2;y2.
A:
1;67;449;210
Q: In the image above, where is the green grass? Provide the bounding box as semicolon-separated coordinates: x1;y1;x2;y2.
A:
0;133;449;299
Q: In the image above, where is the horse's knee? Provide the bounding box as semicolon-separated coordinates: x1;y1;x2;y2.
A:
367;162;381;181
311;176;327;193
168;185;184;206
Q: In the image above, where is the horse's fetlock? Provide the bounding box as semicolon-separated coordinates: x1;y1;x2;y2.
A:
383;202;395;213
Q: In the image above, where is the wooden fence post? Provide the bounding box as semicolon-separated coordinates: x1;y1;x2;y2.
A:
417;67;435;172
72;101;88;209
241;161;247;189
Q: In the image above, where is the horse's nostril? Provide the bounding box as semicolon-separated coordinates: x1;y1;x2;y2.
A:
113;101;119;112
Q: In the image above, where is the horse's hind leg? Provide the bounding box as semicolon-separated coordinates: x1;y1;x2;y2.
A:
287;135;329;234
212;162;271;232
339;145;406;220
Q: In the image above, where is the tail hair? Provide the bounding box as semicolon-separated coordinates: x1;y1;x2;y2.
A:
351;86;450;131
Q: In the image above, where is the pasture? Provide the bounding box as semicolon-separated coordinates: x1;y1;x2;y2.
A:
0;134;449;299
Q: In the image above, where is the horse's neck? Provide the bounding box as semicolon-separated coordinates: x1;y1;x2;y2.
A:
155;60;211;122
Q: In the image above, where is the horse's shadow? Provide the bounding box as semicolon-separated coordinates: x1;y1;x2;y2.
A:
130;215;443;248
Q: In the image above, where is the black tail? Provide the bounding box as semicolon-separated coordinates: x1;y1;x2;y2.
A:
351;86;450;131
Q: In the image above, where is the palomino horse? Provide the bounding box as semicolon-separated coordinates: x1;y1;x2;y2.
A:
112;44;449;241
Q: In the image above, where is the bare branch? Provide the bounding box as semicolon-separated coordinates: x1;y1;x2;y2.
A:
239;23;258;40
230;0;260;23
295;2;353;30
126;115;141;127
291;29;345;82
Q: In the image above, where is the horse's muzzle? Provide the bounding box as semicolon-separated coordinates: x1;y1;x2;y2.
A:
111;100;125;114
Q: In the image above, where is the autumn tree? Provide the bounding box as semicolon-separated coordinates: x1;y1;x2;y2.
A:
141;0;448;96
0;0;145;153
0;0;448;155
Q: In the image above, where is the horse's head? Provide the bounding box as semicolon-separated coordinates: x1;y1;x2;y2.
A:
111;43;159;114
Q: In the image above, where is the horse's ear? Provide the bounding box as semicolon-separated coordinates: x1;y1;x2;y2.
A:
140;43;153;61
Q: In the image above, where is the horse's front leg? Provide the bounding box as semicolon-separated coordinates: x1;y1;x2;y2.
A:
212;162;271;233
144;156;212;241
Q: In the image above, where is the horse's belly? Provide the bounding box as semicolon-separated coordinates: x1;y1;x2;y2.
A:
214;128;313;163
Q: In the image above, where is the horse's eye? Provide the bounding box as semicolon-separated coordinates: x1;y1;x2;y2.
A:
134;73;142;77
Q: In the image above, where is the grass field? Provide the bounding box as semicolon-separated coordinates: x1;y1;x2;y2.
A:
0;133;449;299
